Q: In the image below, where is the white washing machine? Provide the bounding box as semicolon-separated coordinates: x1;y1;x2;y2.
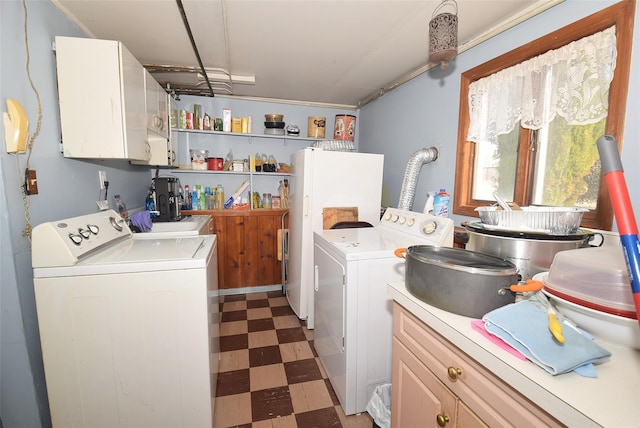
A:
313;208;453;415
32;210;218;428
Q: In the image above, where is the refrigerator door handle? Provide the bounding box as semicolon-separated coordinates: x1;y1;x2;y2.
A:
304;194;309;217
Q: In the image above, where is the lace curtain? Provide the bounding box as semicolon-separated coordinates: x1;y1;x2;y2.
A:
467;26;617;144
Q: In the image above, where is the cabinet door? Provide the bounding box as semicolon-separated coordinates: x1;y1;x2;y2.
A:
457;401;489;427
220;215;244;289
145;70;169;139
392;337;457;428
213;213;285;290
55;36;147;160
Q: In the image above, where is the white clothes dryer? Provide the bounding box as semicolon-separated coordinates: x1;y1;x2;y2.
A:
313;208;453;415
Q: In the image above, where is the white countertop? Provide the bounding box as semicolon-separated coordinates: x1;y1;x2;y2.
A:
388;282;640;427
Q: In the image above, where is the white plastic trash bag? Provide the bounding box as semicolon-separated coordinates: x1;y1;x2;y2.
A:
366;383;391;428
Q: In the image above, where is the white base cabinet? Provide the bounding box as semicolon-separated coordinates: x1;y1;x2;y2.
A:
391;302;562;428
55;36;149;160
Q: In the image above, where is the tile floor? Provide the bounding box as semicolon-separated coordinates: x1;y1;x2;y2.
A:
213;290;375;428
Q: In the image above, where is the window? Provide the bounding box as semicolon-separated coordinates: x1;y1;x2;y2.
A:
454;1;634;230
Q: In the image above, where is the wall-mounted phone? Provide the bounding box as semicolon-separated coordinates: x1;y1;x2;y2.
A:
3;99;29;154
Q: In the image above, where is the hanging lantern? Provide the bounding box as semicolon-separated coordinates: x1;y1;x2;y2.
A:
429;0;458;70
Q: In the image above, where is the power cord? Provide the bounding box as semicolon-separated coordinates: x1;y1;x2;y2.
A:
104;181;109;202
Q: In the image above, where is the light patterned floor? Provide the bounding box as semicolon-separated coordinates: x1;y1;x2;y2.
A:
213;290;375;428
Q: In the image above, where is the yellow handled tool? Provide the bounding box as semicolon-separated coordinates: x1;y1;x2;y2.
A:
547;305;565;344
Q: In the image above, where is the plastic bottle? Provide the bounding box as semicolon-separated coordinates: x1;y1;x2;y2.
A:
205;187;212;210
145;189;156;217
192;185;199;211
216;184;224;210
208;188;216;210
199;186;206;210
433;189;450;217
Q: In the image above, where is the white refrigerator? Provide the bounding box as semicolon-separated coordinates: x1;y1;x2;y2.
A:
287;147;384;329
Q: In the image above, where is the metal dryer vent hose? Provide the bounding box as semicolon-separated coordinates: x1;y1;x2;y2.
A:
397;147;439;211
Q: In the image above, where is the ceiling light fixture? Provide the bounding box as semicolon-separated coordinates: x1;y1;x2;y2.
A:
429;0;458;70
197;69;256;86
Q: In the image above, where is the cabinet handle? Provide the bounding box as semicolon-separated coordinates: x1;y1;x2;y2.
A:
314;265;319;292
436;413;450;427
447;366;462;381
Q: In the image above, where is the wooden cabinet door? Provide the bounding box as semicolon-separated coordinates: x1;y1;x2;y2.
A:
213;212;286;289
392;337;457;428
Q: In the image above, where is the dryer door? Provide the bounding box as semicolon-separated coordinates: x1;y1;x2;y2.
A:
313;243;347;405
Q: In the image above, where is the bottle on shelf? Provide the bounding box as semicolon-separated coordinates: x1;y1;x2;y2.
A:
216;184;224;210
255;152;263;172
205;187;212;210
208;187;216;210
199;185;206;210
192;185;200;211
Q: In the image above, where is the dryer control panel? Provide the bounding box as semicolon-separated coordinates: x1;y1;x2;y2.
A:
379;207;454;247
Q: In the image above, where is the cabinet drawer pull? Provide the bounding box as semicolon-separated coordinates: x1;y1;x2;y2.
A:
436;413;450;427
447;366;462;381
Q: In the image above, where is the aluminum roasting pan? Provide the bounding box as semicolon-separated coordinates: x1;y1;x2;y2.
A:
402;245;518;318
475;206;588;235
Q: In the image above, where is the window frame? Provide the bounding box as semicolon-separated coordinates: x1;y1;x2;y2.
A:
453;1;635;231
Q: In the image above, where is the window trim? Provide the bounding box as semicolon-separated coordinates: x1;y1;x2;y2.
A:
454;1;635;231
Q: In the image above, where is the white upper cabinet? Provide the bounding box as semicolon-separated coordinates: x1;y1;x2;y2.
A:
145;69;169;139
55;36;149;160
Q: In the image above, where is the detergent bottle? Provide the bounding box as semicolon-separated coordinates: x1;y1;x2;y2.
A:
433;189;450;217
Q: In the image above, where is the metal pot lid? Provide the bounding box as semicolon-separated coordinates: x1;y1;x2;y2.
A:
465;221;593;241
406;245;517;275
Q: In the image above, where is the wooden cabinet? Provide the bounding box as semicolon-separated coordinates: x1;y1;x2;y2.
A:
392;302;562;428
192;209;287;290
55;36;149;160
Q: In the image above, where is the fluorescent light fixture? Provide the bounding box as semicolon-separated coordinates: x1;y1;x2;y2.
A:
197;71;255;85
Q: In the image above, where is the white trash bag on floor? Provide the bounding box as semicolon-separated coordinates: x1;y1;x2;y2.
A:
366;383;391;428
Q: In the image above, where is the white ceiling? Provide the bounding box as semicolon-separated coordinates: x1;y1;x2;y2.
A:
52;0;561;108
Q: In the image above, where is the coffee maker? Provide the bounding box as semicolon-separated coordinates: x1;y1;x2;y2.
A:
153;177;181;221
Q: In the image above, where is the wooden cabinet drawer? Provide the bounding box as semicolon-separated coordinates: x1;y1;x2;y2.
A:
393;303;562;427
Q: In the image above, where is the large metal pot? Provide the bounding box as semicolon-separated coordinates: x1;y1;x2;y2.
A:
464;222;598;281
399;245;519;318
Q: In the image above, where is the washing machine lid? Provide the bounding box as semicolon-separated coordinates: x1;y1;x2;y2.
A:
34;236;215;278
86;236;206;264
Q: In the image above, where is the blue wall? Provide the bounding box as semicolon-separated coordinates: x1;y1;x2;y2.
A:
1;1;151;426
360;0;640;228
1;0;639;426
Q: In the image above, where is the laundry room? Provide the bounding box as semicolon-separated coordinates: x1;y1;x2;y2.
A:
2;1;640;427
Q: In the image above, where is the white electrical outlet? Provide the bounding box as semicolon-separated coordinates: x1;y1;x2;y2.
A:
99;171;107;189
96;200;110;211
